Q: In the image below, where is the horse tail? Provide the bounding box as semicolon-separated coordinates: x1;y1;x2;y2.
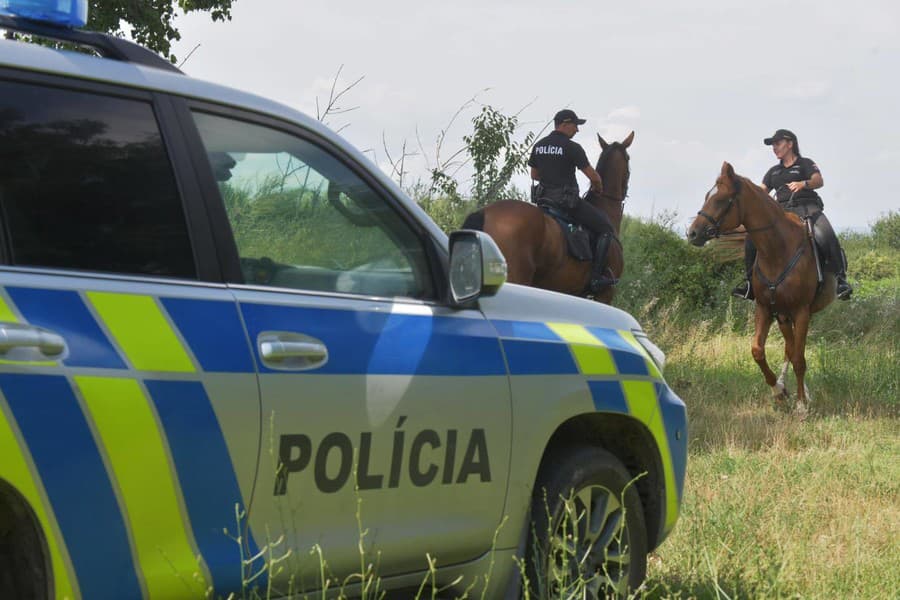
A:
461;209;485;231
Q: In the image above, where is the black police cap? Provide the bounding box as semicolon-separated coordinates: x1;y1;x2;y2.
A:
554;109;587;126
764;129;797;145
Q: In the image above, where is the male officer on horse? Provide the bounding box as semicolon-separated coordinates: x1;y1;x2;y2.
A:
528;109;617;291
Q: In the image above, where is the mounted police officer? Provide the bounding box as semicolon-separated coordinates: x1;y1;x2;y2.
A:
528;109;616;291
733;129;853;301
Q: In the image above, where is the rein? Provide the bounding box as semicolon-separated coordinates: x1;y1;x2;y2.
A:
587;189;625;204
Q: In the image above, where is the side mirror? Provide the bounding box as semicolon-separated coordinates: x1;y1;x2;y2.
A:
448;230;507;306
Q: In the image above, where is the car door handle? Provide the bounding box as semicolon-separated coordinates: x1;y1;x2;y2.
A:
260;340;326;360
257;332;328;371
0;323;67;358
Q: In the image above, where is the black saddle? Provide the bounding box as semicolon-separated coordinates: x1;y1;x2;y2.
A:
785;209;838;275
801;212;843;281
538;204;595;262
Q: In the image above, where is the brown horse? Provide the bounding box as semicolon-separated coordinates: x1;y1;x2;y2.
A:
461;132;633;304
687;162;837;415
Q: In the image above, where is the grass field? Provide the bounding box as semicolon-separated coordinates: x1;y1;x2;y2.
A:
634;289;899;599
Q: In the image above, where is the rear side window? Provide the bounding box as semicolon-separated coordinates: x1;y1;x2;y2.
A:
190;111;434;299
0;80;195;278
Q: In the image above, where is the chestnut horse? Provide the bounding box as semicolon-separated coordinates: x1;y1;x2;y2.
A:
461;132;633;304
687;162;837;415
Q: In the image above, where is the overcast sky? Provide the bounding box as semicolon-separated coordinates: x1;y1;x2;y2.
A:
170;0;899;232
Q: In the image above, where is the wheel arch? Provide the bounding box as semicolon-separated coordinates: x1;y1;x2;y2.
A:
0;478;52;599
536;412;667;550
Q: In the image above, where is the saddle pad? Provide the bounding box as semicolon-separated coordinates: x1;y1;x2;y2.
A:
540;205;593;262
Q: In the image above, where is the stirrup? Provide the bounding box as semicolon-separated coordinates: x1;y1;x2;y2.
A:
589;276;619;291
732;280;753;300
589;269;619;293
836;279;853;301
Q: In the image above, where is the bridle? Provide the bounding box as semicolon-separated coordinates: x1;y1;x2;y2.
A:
696;178;776;238
696;181;742;239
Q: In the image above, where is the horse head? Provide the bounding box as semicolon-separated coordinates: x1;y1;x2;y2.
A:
687;161;745;246
592;131;634;204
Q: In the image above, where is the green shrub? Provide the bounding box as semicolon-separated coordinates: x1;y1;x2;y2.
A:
413;193;472;233
871;210;900;249
616;215;743;320
849;249;899;282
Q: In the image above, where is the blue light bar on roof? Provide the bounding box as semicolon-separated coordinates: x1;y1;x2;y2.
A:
0;0;87;28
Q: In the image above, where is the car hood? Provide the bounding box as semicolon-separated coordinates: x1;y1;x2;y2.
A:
477;283;642;332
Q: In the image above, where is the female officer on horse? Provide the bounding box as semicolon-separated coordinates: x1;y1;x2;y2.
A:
733;129;852;301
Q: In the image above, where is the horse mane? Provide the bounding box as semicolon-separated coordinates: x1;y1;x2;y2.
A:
734;174;802;224
595;142;630;199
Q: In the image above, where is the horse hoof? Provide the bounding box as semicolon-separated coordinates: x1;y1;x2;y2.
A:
794;402;809;419
771;384;791;412
772;383;789;400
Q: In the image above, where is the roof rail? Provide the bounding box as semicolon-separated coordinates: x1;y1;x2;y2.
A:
0;14;183;74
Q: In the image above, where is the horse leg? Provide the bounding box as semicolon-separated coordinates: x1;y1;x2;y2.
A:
791;308;813;417
777;359;791;390
776;319;795;397
751;306;783;401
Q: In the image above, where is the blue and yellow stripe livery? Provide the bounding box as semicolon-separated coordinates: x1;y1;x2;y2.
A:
0;288;264;599
492;318;687;532
0;286;687;598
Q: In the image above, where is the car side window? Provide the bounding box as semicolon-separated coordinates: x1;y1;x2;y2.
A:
191;111;433;299
0;80;196;278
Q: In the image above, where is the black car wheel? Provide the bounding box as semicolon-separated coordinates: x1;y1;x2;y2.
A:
527;446;648;599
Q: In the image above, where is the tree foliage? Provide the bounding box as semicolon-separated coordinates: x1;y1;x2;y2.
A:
871;210;900;250
87;0;235;63
464;106;534;206
429;104;533;207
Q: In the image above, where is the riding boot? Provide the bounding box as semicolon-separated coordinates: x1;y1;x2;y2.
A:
732;238;756;300
589;233;617;292
814;212;853;301
836;247;853;300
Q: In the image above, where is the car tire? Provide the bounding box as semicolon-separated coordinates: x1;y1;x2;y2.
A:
0;493;50;600
526;446;648;599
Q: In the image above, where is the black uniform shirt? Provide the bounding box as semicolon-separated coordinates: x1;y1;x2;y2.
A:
528;130;589;189
763;156;822;207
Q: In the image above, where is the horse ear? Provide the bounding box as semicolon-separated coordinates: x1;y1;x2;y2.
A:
598;134;609;150
721;161;735;178
622;131;634;148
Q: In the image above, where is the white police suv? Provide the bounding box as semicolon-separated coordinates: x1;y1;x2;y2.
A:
0;2;687;598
